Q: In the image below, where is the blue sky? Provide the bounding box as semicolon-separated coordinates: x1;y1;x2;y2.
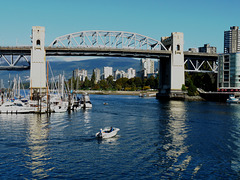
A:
0;0;239;53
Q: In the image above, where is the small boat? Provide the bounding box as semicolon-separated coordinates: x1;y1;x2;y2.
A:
226;94;239;104
96;127;120;139
80;93;92;108
53;105;67;113
139;93;147;97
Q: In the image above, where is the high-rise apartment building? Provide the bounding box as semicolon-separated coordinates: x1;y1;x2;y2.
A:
114;70;126;80
218;26;240;91
93;68;101;83
74;69;88;81
140;58;154;78
103;66;113;79
224;26;240;53
127;68;136;79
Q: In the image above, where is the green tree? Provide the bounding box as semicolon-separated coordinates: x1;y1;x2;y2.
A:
187;80;197;96
106;75;114;90
99;79;108;90
91;71;96;88
145;75;155;89
133;77;142;89
116;78;128;90
83;77;91;89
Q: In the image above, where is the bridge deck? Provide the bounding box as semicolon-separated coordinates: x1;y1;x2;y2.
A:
0;46;218;59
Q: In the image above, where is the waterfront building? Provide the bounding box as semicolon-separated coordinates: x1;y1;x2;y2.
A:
218;26;240;91
103;66;113;79
140;58;154;78
74;69;88;81
127;68;136;79
93;68;101;83
198;44;217;53
224;26;240;54
218;53;240;91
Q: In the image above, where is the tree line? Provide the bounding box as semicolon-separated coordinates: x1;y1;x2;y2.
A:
183;72;217;96
67;72;159;91
20;72;217;95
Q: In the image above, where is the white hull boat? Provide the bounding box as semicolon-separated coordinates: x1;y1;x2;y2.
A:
53;106;67;113
96;127;120;139
0;100;35;114
80;93;92;108
226;95;239;104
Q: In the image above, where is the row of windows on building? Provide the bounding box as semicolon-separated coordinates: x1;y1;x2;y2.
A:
73;58;157;82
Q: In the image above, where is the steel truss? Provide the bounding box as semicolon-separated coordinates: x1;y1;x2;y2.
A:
0;54;30;70
184;58;218;73
50;30;167;51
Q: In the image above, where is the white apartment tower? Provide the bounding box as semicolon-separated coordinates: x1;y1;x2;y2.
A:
103;66;113;79
127;68;136;79
74;69;88;81
93;68;101;83
140;58;154;77
114;70;126;80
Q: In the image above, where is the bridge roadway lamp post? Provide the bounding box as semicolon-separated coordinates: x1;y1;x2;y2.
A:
30;26;47;100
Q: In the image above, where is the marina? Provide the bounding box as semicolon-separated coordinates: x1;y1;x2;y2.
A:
0;95;239;179
1;0;240;179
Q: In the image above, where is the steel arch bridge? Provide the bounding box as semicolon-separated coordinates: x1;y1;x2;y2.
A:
50;30;167;50
0;30;218;73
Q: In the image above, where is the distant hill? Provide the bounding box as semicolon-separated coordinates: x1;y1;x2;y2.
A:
49;57;141;78
0;57;141;87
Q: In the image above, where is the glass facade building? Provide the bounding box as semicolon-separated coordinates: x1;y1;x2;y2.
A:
218;53;240;91
218;26;240;91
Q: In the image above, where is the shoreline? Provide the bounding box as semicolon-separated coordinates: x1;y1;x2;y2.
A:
75;90;205;101
76;90;157;96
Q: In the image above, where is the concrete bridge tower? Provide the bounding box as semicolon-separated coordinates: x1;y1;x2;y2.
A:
30;26;47;99
157;32;185;99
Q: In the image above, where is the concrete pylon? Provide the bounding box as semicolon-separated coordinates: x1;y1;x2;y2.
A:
157;32;185;99
30;26;47;99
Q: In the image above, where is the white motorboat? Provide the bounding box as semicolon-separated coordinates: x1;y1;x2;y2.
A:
80;93;92;108
0;100;36;114
226;94;239;104
95;127;120;139
53;105;68;113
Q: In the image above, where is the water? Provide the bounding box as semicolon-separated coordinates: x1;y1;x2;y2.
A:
0;94;240;179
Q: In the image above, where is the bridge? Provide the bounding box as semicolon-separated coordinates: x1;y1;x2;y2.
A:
0;27;218;99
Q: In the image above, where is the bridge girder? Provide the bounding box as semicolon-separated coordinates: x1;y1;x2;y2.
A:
0;52;30;70
184;57;218;73
50;30;168;51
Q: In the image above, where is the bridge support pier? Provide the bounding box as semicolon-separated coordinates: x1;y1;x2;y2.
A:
157;32;185;100
30;26;47;100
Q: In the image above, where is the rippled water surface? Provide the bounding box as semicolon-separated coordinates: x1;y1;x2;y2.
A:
0;95;240;179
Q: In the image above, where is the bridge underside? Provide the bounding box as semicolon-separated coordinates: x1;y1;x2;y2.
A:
45;47;170;59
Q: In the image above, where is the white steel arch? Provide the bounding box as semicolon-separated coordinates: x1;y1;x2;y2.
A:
49;30;167;51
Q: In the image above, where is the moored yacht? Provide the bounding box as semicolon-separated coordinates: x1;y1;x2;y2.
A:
0;100;36;114
80;93;92;108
